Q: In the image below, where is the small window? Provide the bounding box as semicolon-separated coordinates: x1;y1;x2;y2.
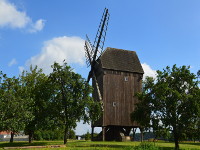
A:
124;76;128;81
113;102;116;107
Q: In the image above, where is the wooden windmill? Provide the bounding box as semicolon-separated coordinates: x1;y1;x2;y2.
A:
85;8;144;141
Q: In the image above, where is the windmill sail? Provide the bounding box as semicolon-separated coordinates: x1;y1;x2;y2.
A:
85;35;93;67
93;8;110;60
85;8;110;68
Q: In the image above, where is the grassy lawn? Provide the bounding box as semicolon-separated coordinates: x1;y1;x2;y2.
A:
0;140;200;150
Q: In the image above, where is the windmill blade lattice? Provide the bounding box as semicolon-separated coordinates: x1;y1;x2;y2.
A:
93;8;110;59
84;35;94;67
84;8;110;68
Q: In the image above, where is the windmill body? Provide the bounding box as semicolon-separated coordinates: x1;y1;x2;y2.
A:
92;47;144;141
84;9;144;141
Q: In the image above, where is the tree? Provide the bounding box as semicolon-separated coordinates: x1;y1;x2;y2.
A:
131;77;154;130
68;129;76;139
197;70;200;79
130;76;154;142
49;62;95;144
83;131;91;140
21;66;53;143
0;72;33;143
131;65;200;149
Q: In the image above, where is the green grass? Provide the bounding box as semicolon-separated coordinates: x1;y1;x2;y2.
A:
0;140;200;150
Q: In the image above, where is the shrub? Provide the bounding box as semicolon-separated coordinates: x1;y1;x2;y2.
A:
34;129;64;140
34;130;43;140
85;131;91;140
68;130;76;139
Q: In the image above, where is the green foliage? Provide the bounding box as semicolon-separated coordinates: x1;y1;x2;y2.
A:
87;99;102;126
68;129;76;139
131;77;154;130
34;129;65;141
48;62;98;144
0;62;101;144
81;131;100;140
33;130;43;141
197;70;200;78
83;131;91;140
131;65;200;149
21;66;53;143
0;71;33;142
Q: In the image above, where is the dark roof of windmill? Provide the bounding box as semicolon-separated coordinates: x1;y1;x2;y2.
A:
99;47;144;74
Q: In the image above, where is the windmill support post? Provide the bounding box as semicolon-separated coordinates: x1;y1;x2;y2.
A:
132;127;137;141
140;127;144;142
102;126;106;141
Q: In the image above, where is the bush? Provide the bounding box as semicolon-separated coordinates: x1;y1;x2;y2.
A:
34;130;43;140
85;131;91;140
68;130;76;139
42;131;50;140
34;129;63;140
33;129;76;140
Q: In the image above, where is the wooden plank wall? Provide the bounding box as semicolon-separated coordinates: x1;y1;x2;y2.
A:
103;70;142;127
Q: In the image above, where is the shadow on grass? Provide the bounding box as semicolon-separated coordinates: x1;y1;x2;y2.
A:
0;142;48;148
180;142;200;147
67;141;132;149
77;144;128;148
68;141;175;150
160;147;175;150
75;144;176;150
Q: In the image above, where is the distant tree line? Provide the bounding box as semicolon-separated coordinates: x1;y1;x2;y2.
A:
131;65;200;150
80;131;99;140
0;62;101;144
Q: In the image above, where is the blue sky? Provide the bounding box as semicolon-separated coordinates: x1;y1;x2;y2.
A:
1;0;200;134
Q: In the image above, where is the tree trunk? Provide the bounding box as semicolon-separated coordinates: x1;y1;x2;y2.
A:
28;131;33;143
64;126;68;144
91;126;94;141
174;137;179;150
173;129;179;150
10;132;14;143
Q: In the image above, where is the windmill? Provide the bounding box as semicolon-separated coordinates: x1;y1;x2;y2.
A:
85;8;144;141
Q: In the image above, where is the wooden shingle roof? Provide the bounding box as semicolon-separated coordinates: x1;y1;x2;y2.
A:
99;47;144;74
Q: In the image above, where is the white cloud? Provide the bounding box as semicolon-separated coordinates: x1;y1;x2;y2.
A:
28;19;45;33
0;0;30;28
22;36;85;74
0;0;45;32
8;58;17;67
141;63;157;79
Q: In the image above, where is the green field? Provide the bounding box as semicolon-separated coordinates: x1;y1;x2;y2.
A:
0;140;200;150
